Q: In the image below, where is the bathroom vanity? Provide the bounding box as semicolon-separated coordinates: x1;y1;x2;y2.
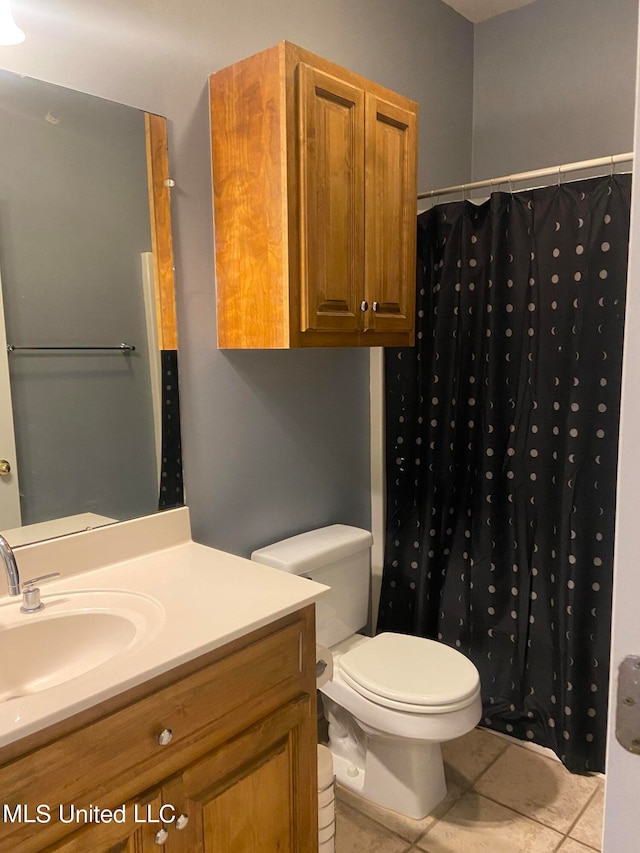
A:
0;509;325;852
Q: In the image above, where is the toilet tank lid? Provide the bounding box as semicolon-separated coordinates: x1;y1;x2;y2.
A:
251;525;373;575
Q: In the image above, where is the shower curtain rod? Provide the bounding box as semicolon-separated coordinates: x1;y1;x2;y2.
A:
417;152;634;200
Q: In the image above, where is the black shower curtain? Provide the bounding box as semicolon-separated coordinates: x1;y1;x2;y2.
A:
377;174;631;773
158;349;183;511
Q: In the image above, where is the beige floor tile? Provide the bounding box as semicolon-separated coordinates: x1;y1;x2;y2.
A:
556;839;599;853
335;800;412;853
474;744;599;833
415;792;563;853
568;782;604;850
441;726;508;789
336;781;463;842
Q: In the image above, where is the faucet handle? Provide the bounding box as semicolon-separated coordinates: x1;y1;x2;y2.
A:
21;572;61;590
20;573;61;614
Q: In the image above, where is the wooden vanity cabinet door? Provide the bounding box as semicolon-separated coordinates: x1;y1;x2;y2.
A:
298;63;365;336
162;696;317;853
363;93;417;338
43;791;163;852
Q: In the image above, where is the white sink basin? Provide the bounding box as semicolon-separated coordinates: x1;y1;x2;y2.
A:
0;591;164;702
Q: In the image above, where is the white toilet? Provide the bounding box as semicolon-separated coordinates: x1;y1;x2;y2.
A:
251;524;482;819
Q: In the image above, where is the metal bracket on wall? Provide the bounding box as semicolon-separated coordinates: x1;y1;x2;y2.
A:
616;656;640;753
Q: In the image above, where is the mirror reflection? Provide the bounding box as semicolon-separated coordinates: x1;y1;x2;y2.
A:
0;70;183;546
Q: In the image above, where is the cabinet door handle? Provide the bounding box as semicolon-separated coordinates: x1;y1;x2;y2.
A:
175;813;189;830
372;301;380;312
360;301;369;312
158;728;173;746
154;827;169;845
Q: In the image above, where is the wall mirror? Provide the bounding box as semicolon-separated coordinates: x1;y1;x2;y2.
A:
0;69;183;547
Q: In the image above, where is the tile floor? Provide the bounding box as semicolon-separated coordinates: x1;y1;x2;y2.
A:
334;727;604;852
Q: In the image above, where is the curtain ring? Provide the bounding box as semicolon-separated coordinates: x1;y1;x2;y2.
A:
462;184;467;201
610;155;616;177
508;176;514;195
557;166;562;187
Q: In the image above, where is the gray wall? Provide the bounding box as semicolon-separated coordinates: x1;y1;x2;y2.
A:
0;71;158;526
1;0;474;556
473;0;638;181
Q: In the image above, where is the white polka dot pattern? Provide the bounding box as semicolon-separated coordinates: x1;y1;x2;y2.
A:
159;349;184;510
378;175;631;775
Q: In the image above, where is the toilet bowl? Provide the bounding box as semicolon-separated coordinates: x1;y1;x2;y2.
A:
251;525;482;819
320;633;481;818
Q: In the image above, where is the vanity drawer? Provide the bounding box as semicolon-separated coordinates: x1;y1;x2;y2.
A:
0;611;311;852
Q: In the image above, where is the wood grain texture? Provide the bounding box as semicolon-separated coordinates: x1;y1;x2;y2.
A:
0;606;317;853
363;94;417;340
210;44;290;348
164;697;316;852
298;63;364;333
210;41;418;349
145;113;178;351
43;790;162;852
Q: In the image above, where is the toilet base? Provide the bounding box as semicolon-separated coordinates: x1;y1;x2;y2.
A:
327;719;447;819
319;637;482;819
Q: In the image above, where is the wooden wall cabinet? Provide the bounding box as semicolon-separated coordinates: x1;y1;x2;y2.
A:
210;41;418;349
0;607;318;853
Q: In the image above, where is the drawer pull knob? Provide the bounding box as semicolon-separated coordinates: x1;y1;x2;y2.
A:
175;813;189;830
372;301;380;312
158;728;173;746
360;301;369;312
154;827;169;845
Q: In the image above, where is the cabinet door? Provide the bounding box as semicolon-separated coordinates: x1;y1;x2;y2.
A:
162;697;317;853
364;93;417;336
298;62;365;334
44;791;164;853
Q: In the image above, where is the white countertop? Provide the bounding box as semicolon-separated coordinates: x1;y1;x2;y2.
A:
0;510;327;748
1;512;117;548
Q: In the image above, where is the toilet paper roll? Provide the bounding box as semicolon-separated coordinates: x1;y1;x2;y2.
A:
318;799;335;830
316;644;334;689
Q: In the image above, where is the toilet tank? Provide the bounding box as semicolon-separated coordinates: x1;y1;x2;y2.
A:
251;525;373;647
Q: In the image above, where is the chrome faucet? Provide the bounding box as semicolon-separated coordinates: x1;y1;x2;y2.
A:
0;534;60;611
0;533;20;596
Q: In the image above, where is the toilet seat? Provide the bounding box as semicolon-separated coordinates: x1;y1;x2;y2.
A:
337;633;480;714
